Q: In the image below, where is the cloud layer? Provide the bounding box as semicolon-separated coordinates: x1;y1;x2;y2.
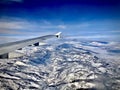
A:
0;16;120;43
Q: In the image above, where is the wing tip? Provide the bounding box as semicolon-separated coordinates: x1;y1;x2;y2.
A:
55;32;62;38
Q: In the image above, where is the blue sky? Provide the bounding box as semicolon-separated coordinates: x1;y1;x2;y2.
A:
0;0;120;43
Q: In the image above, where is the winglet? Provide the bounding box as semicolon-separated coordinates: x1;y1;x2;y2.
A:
55;32;62;38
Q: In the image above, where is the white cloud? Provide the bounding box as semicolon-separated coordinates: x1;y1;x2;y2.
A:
58;25;66;29
109;30;120;33
36;24;66;29
0;36;19;44
0;29;21;34
42;20;51;25
68;35;110;39
0;17;37;30
78;23;90;27
0;21;24;29
0;19;36;35
0;17;67;30
0;17;66;37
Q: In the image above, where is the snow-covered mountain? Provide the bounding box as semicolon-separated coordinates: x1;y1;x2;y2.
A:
0;39;120;90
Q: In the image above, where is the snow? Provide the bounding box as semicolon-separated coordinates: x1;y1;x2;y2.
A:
14;61;27;66
0;39;119;90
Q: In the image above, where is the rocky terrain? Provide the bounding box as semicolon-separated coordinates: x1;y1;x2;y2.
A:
0;39;120;90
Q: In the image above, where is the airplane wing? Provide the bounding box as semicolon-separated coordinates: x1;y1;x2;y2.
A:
0;32;61;57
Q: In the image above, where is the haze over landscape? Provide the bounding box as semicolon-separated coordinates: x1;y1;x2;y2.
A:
0;0;120;90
